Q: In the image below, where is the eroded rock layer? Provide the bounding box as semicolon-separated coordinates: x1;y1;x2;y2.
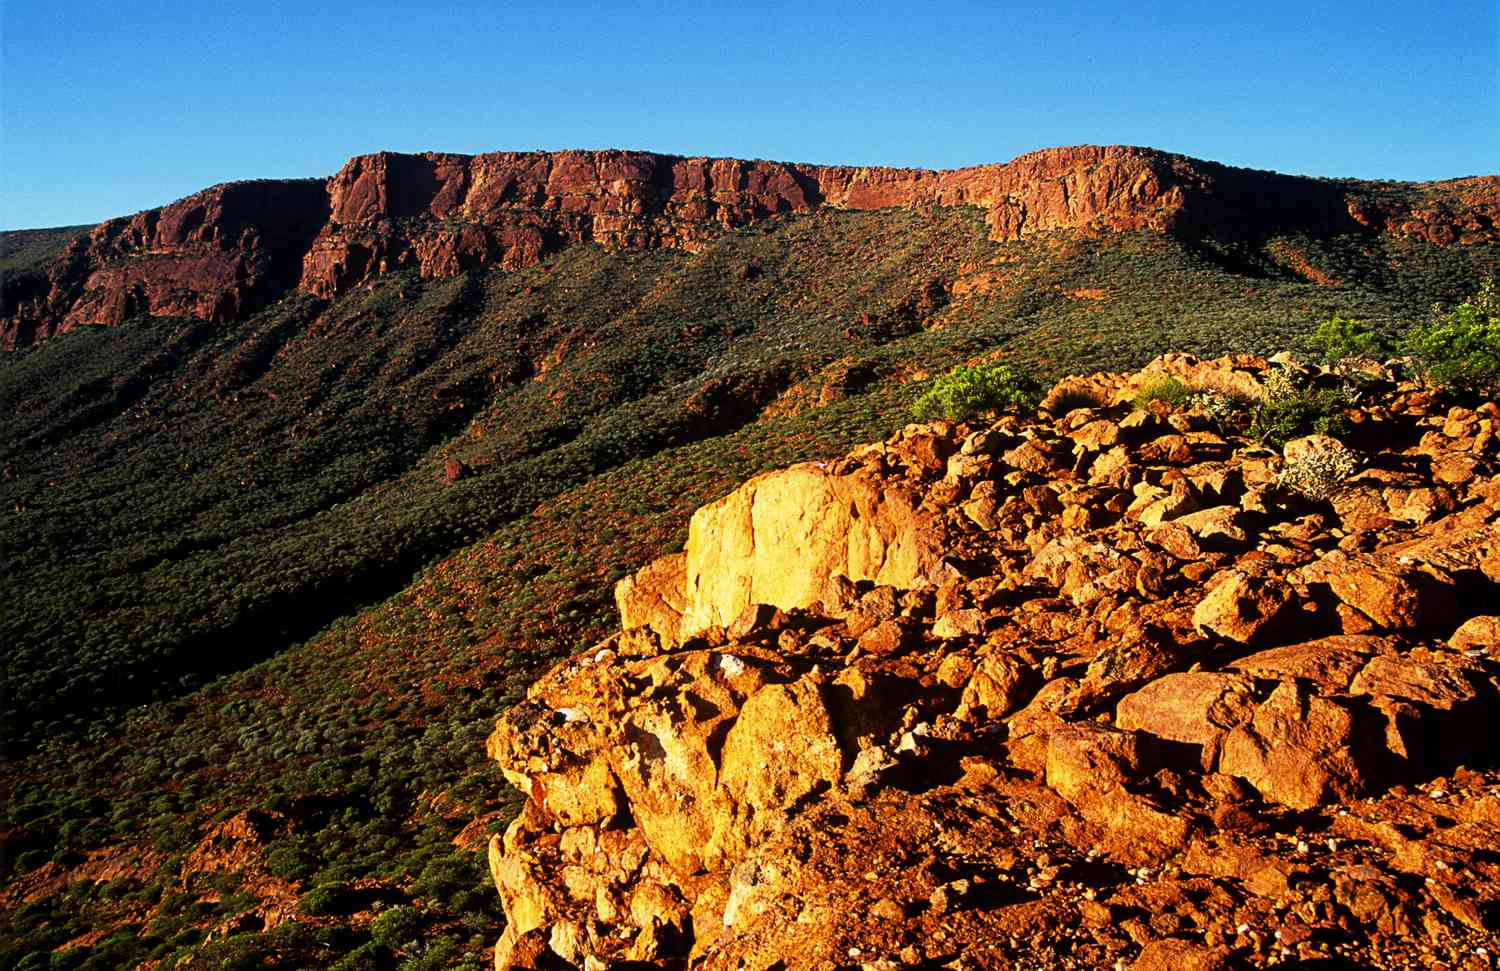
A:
485;355;1500;969
7;146;1499;349
2;179;329;348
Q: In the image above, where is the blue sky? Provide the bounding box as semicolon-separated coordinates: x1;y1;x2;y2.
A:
3;0;1497;229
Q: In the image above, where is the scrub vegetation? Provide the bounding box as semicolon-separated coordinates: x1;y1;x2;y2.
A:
1;207;1496;969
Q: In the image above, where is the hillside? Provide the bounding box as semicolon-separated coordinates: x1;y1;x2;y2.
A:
1;146;1498;970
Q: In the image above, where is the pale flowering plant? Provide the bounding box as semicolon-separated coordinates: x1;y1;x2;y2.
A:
1277;437;1360;501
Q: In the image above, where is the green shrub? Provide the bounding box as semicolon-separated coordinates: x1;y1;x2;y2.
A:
330;942;388;971
14;848;50;873
297;882;354;917
410;851;485;911
1249;366;1354;448
1405;279;1500;396
264;845;316;882
1312;316;1388;362
1131;375;1194;409
912;363;1042;421
370;905;423;949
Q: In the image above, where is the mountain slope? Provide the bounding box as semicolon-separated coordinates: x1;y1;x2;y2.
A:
1;145;1498;970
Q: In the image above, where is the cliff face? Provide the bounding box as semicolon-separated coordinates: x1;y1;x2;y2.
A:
484;355;1500;969
294;146;1500;298
6;145;1498;350
1;180;328;349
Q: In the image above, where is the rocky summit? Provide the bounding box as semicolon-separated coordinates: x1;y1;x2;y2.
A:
483;354;1500;970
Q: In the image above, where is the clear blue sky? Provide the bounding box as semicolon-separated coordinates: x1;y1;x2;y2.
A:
3;0;1497;229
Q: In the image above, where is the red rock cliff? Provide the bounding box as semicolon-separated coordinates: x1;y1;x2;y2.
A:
2;179;328;349
5;145;1497;349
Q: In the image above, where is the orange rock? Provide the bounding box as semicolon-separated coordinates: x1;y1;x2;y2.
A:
617;462;947;646
1192;569;1294;644
1219;681;1374;809
1130;939;1231;971
1116;672;1256;766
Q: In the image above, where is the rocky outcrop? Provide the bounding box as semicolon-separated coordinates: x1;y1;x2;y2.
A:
7;147;1498;349
483;355;1500;969
294;147;1500;300
2;179;328;350
1346;176;1500;246
615;455;951;644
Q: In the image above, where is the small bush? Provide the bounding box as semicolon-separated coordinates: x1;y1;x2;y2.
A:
1278;437;1359;500
1312;316;1388;363
1250;366;1354;448
410;851;485;911
370;905;423;949
1188;389;1238;426
1131;375;1194;410
912;363;1042;421
265;845;316;882
14;848;50;873
297;882;354;917
1404;279;1500;396
330;942;388;971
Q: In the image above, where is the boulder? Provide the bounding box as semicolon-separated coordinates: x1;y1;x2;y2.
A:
1045;723;1191;861
1192;570;1294;644
615;463;946;646
1219;681;1378;809
1116;672;1256;768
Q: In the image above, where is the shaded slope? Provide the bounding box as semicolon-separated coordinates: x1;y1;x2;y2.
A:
5;206;1499;749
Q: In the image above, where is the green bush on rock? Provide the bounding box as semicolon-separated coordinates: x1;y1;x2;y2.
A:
1250;365;1354;448
1405;279;1500;397
1131;375;1194;409
1278;435;1360;500
912;363;1042;421
1312;315;1389;363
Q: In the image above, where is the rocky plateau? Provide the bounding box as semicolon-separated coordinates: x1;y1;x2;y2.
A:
484;355;1500;970
5;145;1499;350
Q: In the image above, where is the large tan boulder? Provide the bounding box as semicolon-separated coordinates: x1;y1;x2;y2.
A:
615;463;946;644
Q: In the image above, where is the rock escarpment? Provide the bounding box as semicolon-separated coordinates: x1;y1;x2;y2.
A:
1;179;328;349
7;146;1498;349
484;355;1500;969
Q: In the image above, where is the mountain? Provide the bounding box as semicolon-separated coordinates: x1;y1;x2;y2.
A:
1;145;1497;970
6;146;1498;350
